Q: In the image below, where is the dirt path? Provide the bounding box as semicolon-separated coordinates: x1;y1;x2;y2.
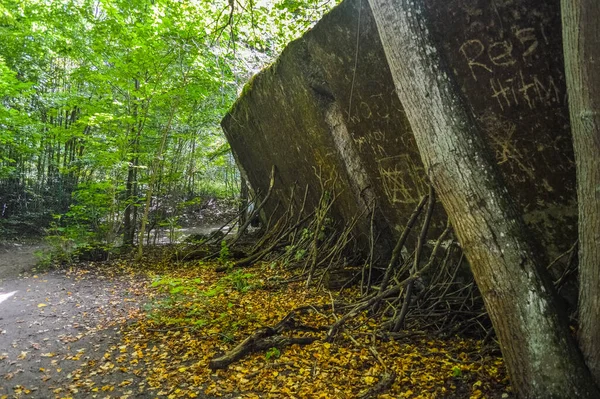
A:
0;222;235;398
0;244;148;398
0;243;46;281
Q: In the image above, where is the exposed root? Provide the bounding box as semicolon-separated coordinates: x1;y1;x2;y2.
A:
209;332;317;370
209;307;327;370
356;371;397;399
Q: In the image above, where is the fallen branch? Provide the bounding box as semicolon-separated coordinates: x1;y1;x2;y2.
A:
356;371;397;399
209;307;324;369
209;329;317;370
232;165;276;244
216;211;315;272
390;189;437;332
178;209;244;261
378;193;429;294
327;222;451;340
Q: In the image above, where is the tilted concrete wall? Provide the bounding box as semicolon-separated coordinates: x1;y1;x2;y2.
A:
222;0;574;262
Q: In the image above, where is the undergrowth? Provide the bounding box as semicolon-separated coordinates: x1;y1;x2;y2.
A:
60;250;512;398
145;266;258;328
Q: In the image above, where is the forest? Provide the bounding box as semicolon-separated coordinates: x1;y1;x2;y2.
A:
0;0;330;254
0;0;599;398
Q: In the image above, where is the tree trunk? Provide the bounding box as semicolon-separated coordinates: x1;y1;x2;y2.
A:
123;79;141;248
123;157;137;247
561;0;600;387
136;104;176;260
368;0;600;397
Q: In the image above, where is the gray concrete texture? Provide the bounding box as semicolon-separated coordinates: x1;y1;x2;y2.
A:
222;0;574;264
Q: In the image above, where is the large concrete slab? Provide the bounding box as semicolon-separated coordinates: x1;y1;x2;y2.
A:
222;0;574;263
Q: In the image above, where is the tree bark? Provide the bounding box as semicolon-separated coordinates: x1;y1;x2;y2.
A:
123;78;141;248
123;157;137;247
136;103;176;260
368;0;600;397
561;0;600;387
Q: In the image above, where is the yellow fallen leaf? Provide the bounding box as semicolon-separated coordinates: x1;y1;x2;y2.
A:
37;303;47;308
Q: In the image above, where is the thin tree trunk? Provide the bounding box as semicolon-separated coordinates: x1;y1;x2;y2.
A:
368;0;600;396
561;0;600;386
136;105;177;260
123;79;141;247
187;137;197;197
123;156;137;247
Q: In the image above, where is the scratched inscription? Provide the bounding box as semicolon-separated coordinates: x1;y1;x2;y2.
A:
459;24;564;111
377;155;427;205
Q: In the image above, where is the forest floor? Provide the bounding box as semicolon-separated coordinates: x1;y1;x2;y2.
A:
0;241;512;399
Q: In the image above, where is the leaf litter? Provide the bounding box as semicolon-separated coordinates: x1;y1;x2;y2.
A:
36;248;513;399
